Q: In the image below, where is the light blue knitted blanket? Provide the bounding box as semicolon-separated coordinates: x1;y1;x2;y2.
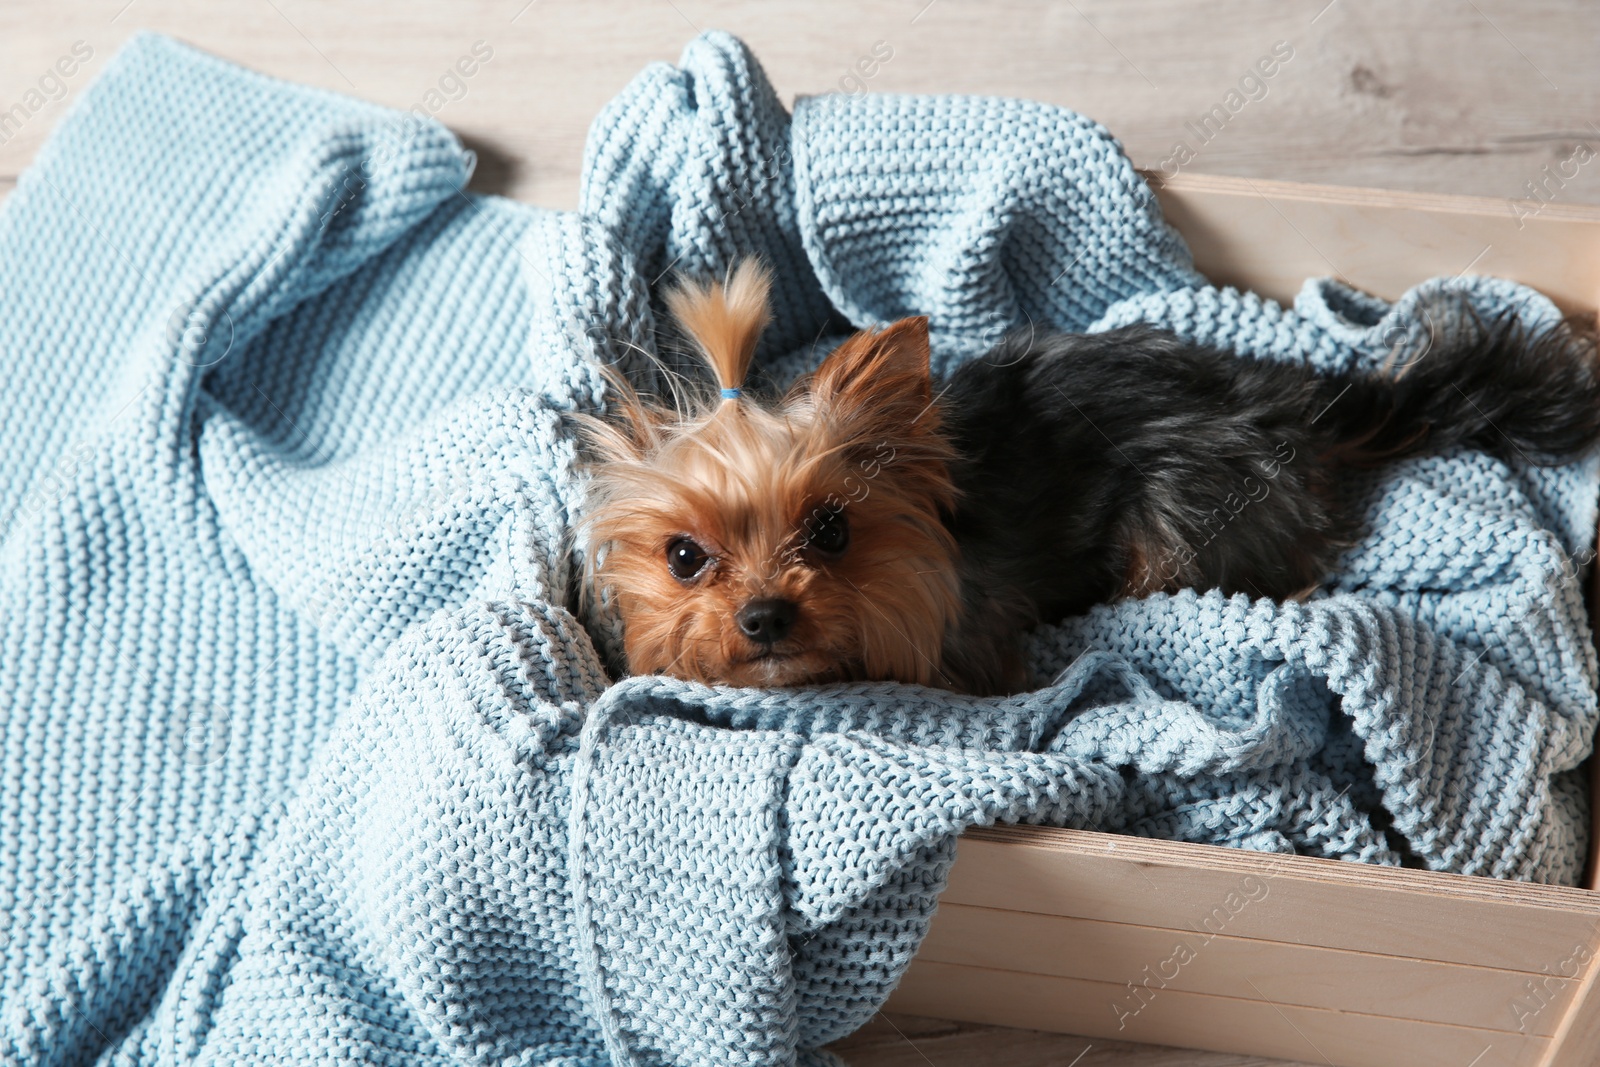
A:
2;30;1596;1066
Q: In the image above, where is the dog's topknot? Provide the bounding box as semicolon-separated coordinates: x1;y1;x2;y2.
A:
662;258;773;404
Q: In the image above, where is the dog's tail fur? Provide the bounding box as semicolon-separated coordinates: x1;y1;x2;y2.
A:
661;259;773;405
1313;302;1600;468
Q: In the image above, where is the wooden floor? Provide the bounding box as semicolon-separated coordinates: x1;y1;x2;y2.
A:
4;1;1600;211
3;2;1596;1063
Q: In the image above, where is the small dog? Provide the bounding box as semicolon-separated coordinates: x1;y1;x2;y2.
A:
581;261;1600;695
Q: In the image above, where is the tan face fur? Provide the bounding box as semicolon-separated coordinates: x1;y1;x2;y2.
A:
582;318;962;687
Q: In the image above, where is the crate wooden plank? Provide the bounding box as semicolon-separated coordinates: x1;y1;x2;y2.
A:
832;1011;1328;1067
915;902;1576;1036
1150;172;1600;315
1542;942;1600;1067
889;959;1550;1067
943;828;1600;973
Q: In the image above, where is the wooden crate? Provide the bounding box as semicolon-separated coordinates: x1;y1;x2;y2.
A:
884;172;1600;1067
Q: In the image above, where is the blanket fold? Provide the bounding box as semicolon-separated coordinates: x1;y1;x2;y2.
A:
2;27;1595;1067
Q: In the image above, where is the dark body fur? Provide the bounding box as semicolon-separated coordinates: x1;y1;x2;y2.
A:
938;314;1600;695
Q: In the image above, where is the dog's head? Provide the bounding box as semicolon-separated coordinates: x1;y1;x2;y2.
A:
581;263;960;686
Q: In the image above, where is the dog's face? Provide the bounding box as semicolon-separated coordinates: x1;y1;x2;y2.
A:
583;318;962;687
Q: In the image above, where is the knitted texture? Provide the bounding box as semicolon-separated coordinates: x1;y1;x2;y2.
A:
1;28;1596;1067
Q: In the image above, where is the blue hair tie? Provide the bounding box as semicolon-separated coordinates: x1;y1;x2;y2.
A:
721;387;741;400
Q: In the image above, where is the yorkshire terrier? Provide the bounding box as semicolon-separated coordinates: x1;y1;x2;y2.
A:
580;261;1600;696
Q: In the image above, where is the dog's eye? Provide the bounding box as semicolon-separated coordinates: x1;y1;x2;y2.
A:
804;509;850;557
666;537;711;580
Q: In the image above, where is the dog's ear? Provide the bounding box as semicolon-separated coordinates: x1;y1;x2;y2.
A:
809;317;932;415
577;363;667;462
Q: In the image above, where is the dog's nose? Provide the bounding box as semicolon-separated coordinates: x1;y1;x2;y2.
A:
736;598;798;645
